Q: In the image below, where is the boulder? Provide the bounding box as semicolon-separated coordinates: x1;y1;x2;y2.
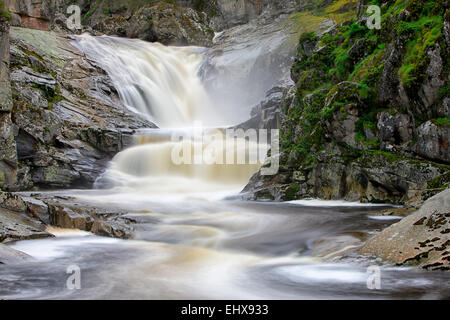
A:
361;189;450;270
0;205;52;243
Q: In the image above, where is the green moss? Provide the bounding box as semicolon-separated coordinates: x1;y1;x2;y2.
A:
427;171;450;191
0;0;11;20
0;169;4;186
397;15;443;88
432;118;450;127
285;184;301;201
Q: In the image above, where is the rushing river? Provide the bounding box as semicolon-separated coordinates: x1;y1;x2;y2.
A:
1;33;450;300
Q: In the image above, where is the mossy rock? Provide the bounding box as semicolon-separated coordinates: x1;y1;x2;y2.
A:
325;81;362;107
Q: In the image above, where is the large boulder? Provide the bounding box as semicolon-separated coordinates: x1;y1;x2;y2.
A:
361;189;450;271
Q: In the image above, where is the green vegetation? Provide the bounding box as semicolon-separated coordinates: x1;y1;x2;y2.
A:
0;0;11;20
432;118;450;127
282;0;448;169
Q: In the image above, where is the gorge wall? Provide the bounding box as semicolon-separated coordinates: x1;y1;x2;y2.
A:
245;0;449;207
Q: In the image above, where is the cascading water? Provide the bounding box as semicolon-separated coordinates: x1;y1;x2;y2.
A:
74;35;267;195
75;35;219;128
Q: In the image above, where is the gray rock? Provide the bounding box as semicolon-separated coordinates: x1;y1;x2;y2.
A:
0;205;52;243
419;45;445;109
414;121;450;163
21;196;50;224
377;112;413;146
361;189;450;270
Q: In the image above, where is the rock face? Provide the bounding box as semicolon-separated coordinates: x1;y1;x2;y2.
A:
244;0;450;206
5;0;56;30
361;189;450;271
0;6;17;190
93;3;215;47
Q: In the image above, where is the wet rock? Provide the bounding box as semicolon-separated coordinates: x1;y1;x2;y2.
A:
361;189;450;270
45;201;133;239
21;196;49;224
0;205;52;243
49;205;94;231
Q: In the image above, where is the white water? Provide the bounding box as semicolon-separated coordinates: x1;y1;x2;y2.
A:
75;35;229;128
75;34;267;195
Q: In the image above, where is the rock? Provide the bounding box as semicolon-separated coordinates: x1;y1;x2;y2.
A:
361;189;450;270
0;243;32;264
325;82;362;108
45;201;133;239
0;15;12;112
21;196;49;224
0;191;26;212
377;112;413;146
419;45;445;109
49;205;94;231
0;205;52;243
126;3;214;47
413;121;450;163
7;0;54;30
348;38;376;63
327;104;360;149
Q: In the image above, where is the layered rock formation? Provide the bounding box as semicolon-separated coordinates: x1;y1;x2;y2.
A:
245;0;449;206
0;23;153;192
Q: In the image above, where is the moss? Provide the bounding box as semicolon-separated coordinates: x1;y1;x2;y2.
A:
432;118;450;127
427;171;450;191
285;184;301;201
0;0;11;21
397;15;444;88
0;169;4;186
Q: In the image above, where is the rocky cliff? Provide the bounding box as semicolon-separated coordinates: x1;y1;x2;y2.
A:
244;0;449;207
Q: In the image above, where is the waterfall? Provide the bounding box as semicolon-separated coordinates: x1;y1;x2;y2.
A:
74;35;267;195
75;35;224;128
